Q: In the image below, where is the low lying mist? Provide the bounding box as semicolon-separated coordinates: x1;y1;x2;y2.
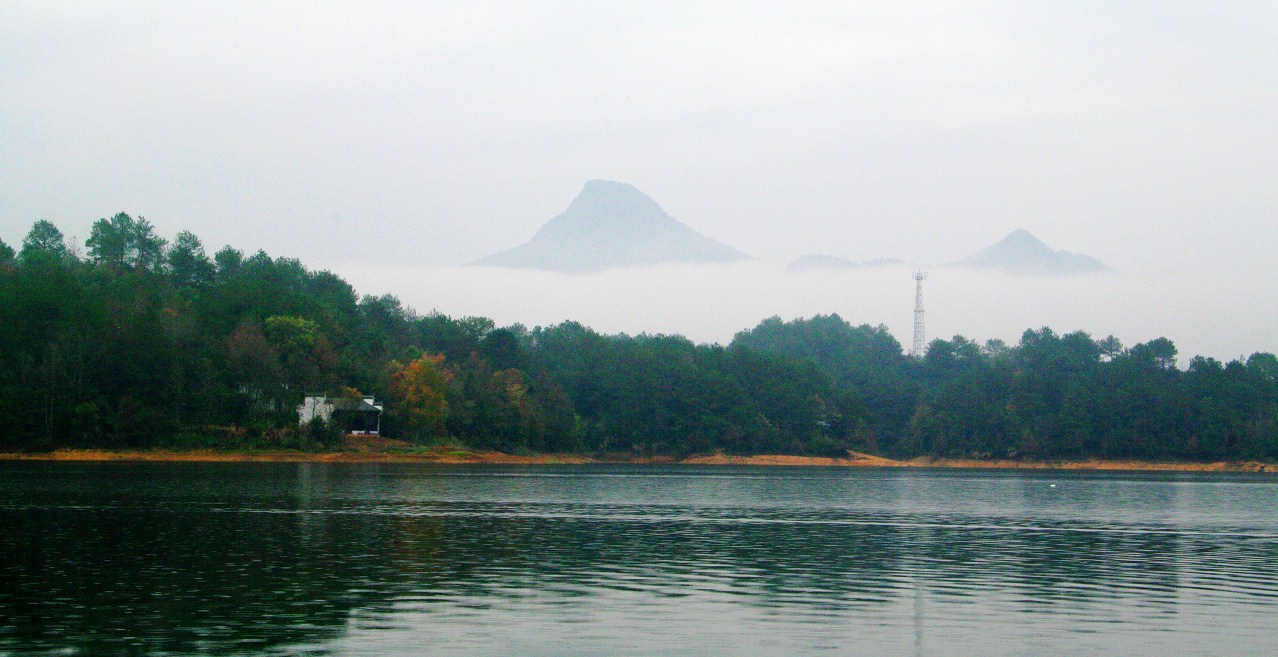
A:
336;260;1275;363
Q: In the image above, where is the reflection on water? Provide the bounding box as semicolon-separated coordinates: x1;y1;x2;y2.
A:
2;463;1277;656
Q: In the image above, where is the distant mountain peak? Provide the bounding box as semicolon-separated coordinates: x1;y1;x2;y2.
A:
953;229;1111;276
572;179;662;213
473;180;749;273
529;180;675;243
563;180;665;222
1001;228;1046;248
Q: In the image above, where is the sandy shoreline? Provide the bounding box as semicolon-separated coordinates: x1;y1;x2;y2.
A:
0;447;1272;473
679;453;1273;472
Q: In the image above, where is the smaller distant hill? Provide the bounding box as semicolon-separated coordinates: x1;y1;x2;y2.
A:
786;255;903;273
952;229;1111;276
474;180;749;273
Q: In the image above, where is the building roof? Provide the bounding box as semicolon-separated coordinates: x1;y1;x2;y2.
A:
329;397;382;413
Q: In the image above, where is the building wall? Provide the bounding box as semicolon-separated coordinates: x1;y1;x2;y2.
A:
297;395;334;425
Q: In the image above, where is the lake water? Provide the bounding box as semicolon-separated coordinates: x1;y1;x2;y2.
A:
1;462;1276;656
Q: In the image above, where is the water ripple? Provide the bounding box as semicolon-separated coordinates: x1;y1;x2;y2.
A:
3;463;1278;656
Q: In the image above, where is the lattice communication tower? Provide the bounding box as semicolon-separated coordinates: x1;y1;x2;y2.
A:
912;271;927;358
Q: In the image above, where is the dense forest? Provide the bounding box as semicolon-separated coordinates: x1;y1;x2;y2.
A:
3;214;1277;461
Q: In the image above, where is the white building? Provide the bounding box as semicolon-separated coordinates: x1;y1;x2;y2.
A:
298;394;383;435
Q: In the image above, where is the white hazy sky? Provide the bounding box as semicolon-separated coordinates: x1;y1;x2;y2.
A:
3;2;1276;360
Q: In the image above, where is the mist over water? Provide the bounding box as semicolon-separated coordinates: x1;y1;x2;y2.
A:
337;260;1276;362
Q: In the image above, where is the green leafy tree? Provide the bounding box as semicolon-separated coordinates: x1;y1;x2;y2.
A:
527;373;581;452
911;335;1015;458
480;327;527;371
214;246;243;278
1098;335;1125;361
1130;337;1178;371
264;315;330;393
19;220;70;265
86;212;167;272
731;314;917;452
264;315;319;355
168;230;215;288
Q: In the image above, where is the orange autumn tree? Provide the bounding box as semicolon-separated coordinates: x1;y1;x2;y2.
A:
389;354;452;439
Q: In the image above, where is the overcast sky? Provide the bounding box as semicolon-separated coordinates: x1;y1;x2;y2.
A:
3;2;1276;359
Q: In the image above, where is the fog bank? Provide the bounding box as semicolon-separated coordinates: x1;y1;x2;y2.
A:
336;260;1276;363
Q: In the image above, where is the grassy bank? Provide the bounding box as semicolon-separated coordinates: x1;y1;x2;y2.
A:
1;438;1272;472
0;447;594;464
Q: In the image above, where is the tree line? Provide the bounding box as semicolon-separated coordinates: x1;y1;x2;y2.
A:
3;215;1276;460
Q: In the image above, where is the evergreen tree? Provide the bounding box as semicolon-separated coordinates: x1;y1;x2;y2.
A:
19;220;70;265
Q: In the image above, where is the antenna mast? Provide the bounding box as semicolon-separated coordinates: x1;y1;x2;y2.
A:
912;271;927;358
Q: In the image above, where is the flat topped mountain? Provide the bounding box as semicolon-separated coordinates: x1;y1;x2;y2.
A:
473;180;749;273
953;229;1111;276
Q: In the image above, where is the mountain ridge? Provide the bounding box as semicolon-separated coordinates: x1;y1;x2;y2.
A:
786;255;903;272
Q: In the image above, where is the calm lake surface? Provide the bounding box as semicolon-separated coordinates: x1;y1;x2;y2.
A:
2;462;1276;656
